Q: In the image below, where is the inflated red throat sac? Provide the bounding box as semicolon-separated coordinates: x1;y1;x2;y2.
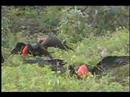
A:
22;44;29;59
77;64;93;78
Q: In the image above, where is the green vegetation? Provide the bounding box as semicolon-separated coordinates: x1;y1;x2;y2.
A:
1;6;129;92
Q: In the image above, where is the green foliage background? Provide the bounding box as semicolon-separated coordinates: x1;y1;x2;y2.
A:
1;6;129;92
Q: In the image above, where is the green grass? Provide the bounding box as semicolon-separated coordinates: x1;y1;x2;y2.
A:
2;64;129;92
2;29;129;92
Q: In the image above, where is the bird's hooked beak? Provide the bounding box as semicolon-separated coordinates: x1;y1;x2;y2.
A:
62;40;66;44
11;48;19;54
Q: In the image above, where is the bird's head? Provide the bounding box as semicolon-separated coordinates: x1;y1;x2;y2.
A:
11;42;26;54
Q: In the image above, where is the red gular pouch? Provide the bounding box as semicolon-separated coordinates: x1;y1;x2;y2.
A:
22;44;29;60
77;64;93;79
